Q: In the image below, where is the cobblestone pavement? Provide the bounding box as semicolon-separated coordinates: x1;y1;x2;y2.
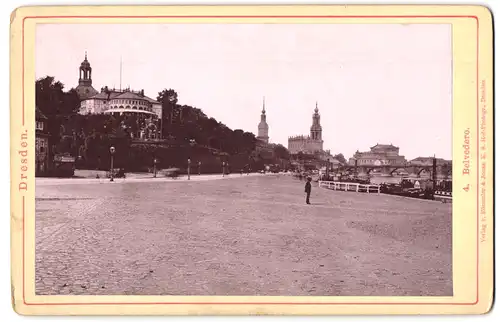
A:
35;175;452;296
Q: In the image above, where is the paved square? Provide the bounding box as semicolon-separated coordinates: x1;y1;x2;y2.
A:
35;175;452;296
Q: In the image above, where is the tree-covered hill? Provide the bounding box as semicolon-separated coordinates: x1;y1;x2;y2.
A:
36;76;288;173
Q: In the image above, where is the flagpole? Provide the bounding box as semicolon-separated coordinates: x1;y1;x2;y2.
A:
119;56;122;91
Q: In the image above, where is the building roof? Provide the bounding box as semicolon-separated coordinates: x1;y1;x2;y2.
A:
411;156;432;161
113;91;147;100
370;143;399;149
87;91;122;100
83;87;161;104
143;95;160;104
76;84;99;100
411;156;449;162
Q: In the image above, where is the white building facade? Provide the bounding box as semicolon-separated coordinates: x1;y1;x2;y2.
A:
76;53;162;120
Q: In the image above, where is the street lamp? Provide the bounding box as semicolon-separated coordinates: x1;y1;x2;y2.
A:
153;158;158;178
326;158;330;180
222;162;226;177
187;158;191;180
354;157;358;179
198;161;201;175
109;146;115;182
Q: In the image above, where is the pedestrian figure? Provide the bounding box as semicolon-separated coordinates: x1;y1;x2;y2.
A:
305;177;312;204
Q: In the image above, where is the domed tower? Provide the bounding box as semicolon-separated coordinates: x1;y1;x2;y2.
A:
310;102;323;149
257;97;269;143
75;52;98;100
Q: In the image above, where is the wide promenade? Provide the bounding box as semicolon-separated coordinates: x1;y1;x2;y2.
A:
35;174;452;296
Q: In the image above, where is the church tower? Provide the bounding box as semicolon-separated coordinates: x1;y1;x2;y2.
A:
75;52;98;100
257;97;269;143
310;102;324;149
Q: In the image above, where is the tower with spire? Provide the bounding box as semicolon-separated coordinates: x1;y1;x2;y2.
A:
310;102;323;142
75;51;98;100
257;97;269;143
287;101;325;154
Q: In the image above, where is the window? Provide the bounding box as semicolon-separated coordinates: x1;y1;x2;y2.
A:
36;121;44;130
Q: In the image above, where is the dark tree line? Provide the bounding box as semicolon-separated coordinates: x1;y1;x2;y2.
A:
156;89;257;155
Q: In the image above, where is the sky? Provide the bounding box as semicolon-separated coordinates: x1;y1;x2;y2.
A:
36;23;452;160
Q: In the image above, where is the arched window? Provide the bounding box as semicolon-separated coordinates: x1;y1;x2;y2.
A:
119;105;124;109
126;105;130;110
133;106;137;109
139;106;143;110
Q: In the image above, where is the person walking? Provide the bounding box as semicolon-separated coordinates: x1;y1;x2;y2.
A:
305;177;312;204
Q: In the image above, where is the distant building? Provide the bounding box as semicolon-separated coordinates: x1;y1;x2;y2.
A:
409;156;451;166
76;52;163;139
254;99;274;159
35;107;50;176
77;53;162;119
348;144;407;166
75;52;99;100
80;87;162;118
288;103;324;154
257;98;269;144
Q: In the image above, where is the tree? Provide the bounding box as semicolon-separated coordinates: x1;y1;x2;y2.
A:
36;76;82;161
273;144;290;160
333;153;347;164
36;76;80;116
157;88;178;137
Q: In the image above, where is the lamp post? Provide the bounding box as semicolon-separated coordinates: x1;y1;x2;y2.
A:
354;157;358;179
198;161;201;175
326;158;330;180
222;162;225;177
188;138;196;179
109;146;115;182
153;158;158;178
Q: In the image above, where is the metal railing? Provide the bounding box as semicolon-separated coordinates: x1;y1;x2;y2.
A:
318;180;381;194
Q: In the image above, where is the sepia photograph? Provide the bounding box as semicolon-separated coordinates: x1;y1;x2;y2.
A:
9;3;497;315
33;22;454;297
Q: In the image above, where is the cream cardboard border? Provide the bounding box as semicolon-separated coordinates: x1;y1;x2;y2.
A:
10;5;494;315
